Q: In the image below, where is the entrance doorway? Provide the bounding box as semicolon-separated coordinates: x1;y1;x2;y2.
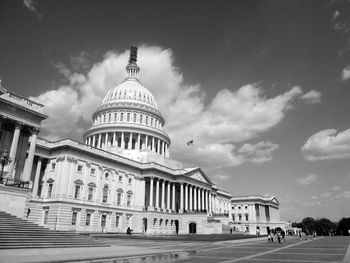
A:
143;218;147;233
175;220;179;234
189;222;196;234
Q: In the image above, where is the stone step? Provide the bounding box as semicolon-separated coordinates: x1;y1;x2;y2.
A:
0;243;107;249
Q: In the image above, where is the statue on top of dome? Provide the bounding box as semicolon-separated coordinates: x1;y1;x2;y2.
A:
129;45;138;64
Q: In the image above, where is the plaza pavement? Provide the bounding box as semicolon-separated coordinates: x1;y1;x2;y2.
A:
0;236;349;263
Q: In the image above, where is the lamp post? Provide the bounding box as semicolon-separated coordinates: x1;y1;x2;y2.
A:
0;149;12;183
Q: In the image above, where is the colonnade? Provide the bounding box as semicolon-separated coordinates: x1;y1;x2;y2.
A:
146;177;218;215
85;132;169;157
0;118;38;182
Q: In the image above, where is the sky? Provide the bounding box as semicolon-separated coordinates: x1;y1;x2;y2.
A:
1;0;350;222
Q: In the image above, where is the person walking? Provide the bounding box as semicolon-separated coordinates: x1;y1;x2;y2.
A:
26;208;31;218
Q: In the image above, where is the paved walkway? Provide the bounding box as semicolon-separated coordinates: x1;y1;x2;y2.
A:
0;236;349;263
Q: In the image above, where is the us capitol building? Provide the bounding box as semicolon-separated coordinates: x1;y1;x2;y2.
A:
0;47;286;235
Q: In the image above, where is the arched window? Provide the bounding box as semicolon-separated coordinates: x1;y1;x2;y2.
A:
87;182;96;201
114;112;117;122
127;113;130;122
102;185;108;203
140;115;143;124
146;116;148;125
120;113;124;121
133;114;137;122
151;118;153;126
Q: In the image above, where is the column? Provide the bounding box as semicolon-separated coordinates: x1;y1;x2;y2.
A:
202;189;205;212
155;178;159;209
208;192;212;215
121;132;125;149
189;185;193;211
128;133;133;150
21;129;38;182
145;135;148;150
104;133;108;147
149;177;154;208
113;132;116;146
167;181;171;211
206;190;209;214
92;135;96;147
161;180;165;210
198;188;202;211
152;137;155;152
157;139;160;154
7;123;21;177
98;133;102;148
137;133;140;150
161;141;164;156
172;183;175;211
194;187;197;212
180;183;184;213
87;137;91;145
32;157;42;197
184;184;188;211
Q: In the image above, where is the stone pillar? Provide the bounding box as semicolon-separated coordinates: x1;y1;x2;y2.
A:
206;190;209;214
121;132;125;149
161;180;165;210
149;177;154;208
189;185;193;211
194;187;197;212
7;123;21;177
167;181;171;211
202;189;205;212
157;139;160;154
104;133;108;147
180;183;184;213
198;188;202;211
137;133;141;150
145;135;148;150
113;132;116;146
32;157;42;197
92;135;96;147
209;192;212;215
152;137;155;152
185;184;188;211
155;178;159;209
21;129;38;182
172;183;175;211
98;133;102;148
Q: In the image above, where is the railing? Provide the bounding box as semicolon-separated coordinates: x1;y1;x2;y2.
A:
0;178;30;189
212;213;229;217
6;92;44;108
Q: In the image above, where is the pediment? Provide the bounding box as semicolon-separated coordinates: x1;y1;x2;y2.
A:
185;168;212;184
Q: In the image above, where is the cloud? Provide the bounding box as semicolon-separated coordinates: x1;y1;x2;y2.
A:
23;0;42;18
336;191;350;199
296;173;318;186
301;90;322;104
341;66;350;81
332;10;340;21
302;128;350;161
31;45;313;173
238;141;279;164
332;186;341;191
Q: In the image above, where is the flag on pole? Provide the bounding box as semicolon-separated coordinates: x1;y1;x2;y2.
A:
187;140;194;146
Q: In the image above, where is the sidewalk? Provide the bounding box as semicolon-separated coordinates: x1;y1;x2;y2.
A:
0;245;184;263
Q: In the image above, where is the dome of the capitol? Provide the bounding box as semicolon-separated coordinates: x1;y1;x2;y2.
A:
101;78;158;110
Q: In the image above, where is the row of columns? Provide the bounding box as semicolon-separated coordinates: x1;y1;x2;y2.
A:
85;132;169;157
1;120;38;183
147;177;217;215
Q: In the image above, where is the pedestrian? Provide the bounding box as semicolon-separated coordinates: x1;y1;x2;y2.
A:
26;208;31;218
313;231;316;240
281;230;285;243
256;228;260;238
126;227;133;235
230;228;232;234
267;233;272;243
298;231;302;240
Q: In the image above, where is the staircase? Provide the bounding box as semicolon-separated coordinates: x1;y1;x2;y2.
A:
0;210;108;249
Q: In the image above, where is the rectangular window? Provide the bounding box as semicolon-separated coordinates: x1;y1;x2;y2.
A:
43;210;49;224
72;211;77;225
128;178;132;184
115;215;120;227
119;175;123;182
47;184;53;198
86;213;91;226
117;193;122;205
77;164;83;173
88;187;94;201
51;163;56;170
127;194;131;207
90;168;95;176
74;185;80;199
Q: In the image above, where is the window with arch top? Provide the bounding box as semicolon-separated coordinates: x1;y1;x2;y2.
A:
102;185;108;203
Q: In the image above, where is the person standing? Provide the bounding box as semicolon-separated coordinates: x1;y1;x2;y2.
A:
26;208;31;218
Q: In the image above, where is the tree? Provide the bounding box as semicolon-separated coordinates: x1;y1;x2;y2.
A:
314;218;336;236
300;217;315;234
337;218;350;236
